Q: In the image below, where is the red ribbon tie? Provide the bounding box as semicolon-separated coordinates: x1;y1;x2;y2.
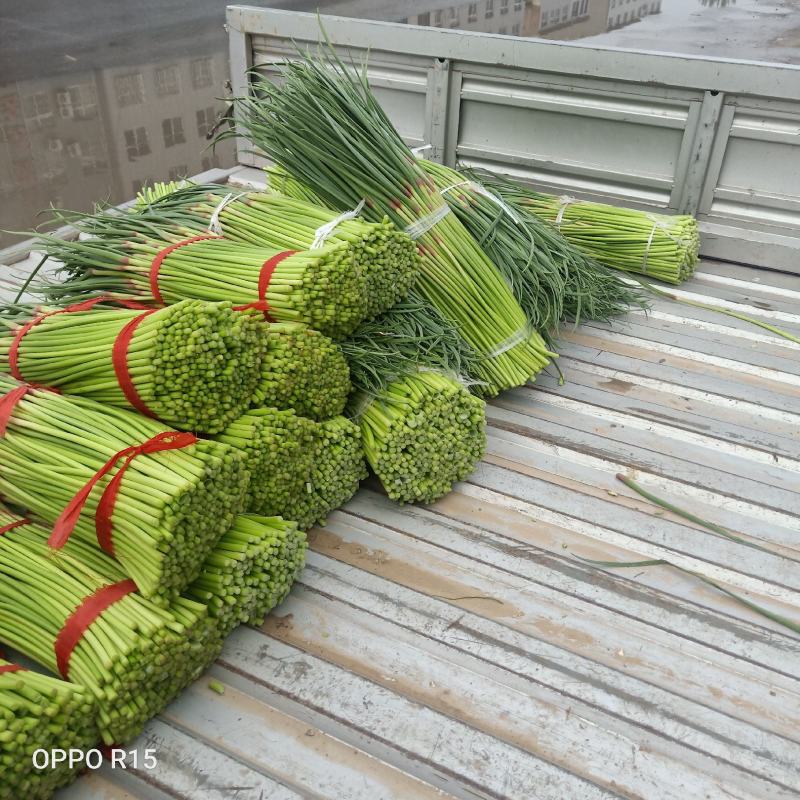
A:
0;518;30;536
149;235;220;306
233;250;296;320
49;431;198;556
112;310;158;418
54;579;138;679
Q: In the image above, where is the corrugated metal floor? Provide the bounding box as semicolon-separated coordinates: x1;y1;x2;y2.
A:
4;217;799;798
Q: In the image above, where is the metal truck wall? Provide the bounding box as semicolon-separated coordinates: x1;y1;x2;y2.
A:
228;6;800;273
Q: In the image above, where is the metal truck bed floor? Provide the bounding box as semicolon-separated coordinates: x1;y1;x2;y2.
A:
54;250;799;799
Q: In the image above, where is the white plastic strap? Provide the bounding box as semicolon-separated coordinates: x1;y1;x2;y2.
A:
311;199;366;249
411;144;432;158
415;364;485;390
642;213;688;273
487;326;530;358
207;192;246;235
440;180;520;224
350;391;376;421
641;219;660;274
554;195;577;228
405;204;451;240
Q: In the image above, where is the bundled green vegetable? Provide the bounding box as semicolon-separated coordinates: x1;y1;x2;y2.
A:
358;371;485;503
256;322;350;421
215;407;316;517
0;299;265;434
223;45;553;396
41;210;369;339
0;507;217;744
136;181;420;320
474;173;700;284
341;293;486;504
184;514;307;634
0;658;96;799
340;292;482;395
244;515;308;625
420;161;644;332
0;377;249;601
292;416;368;529
267;165;327;206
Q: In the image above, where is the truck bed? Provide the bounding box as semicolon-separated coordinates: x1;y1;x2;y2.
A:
18;167;790;798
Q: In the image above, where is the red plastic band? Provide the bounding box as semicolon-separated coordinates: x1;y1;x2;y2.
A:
233;250;296;320
0;384;62;436
112;310;158;419
117;298;153;310
54;579;137;679
49;431;199;556
0;386;31;436
0;518;30;536
7;295;147;383
149;235;219;306
0;664;23;675
7;296;115;382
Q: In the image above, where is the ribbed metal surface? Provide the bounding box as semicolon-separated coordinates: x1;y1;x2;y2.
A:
46;251;798;799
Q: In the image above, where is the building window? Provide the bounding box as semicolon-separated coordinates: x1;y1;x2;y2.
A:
500;0;509;14
512;22;521;34
581;0;588;12
191;58;214;90
572;1;580;14
80;142;108;175
56;84;98;119
562;6;569;20
162;116;185;148
434;9;444;25
168;165;188;181
486;0;494;18
499;25;507;34
155;65;180;97
448;6;459;25
418;12;431;25
514;0;523;9
115;73;145;107
468;2;478;21
201;154;221;172
196;107;216;138
124;127;150;161
23;92;53;126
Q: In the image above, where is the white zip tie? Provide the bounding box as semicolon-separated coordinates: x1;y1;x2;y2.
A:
405;204;451;240
554;195;577;228
642;213;689;273
487;325;530;358
411;144;432;158
644;213;691;245
207;192;246;236
416;365;487;391
641;219;659;274
350;391;377;421
310;199;366;250
440;180;520;224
